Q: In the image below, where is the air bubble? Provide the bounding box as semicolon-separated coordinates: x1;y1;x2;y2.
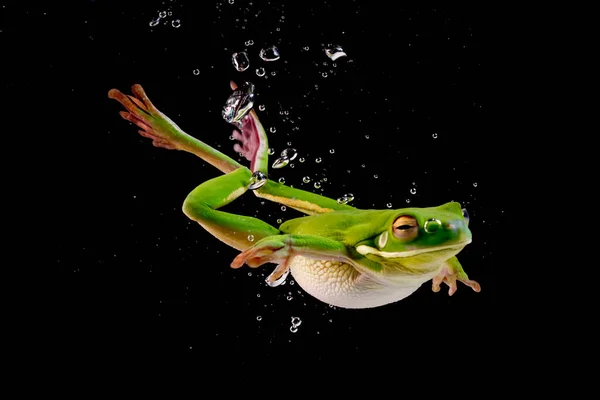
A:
336;193;354;204
232;52;250;72
424;218;442;233
248;170;267;190
259;45;280;61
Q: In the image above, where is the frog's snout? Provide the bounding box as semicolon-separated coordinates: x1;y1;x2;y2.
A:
445;219;471;241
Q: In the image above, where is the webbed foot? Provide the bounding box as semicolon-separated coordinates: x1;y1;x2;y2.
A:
108;84;184;150
432;257;481;296
228;81;269;173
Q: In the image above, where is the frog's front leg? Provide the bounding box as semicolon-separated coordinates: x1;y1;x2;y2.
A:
182;167;280;251
432;257;481;295
231;234;350;285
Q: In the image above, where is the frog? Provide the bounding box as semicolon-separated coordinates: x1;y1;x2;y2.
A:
108;82;481;309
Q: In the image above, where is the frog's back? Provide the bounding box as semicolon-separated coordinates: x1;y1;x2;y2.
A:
278;209;396;244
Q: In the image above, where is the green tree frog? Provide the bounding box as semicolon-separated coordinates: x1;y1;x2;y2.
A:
108;82;481;309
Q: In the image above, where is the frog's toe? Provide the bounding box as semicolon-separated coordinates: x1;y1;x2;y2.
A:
432;261;481;296
109;84;182;150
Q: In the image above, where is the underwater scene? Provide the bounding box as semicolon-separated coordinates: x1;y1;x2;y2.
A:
20;1;508;363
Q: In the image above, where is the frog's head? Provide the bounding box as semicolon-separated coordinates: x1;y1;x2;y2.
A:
355;202;471;277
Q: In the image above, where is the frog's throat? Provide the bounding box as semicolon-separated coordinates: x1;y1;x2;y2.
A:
355;239;471;258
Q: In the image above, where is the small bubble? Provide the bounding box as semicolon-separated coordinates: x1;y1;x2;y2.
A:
424;218;442;233
247;234;255;242
159;11;167;18
406;198;411;203
232;52;250;72
281;206;287;211
193;68;200;75
315;157;322;163
410;188;417;194
337;193;354;204
291;316;302;327
149;17;160;27
248;272;252;276
278;177;286;184
259;104;266;111
290;163;295;168
325;44;347;61
268;148;275;155
473;182;478;187
314;182;321;189
272;157;290;169
171;19;181;28
256;315;262;321
256;67;266;77
322;72;328;78
365;134;370;139
386;203;392;208
303;46;310;51
432;133;438;139
248;171;267;190
228;0;234;4
290;326;298;333
257;293;261;297
287;295;293;301
270;127;276;133
280;148;297;161
329;149;335;154
277;218;283;224
374;174;378;179
259;45;281;61
303;176;311;183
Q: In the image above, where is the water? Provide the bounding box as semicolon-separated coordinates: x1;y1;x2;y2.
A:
49;1;500;363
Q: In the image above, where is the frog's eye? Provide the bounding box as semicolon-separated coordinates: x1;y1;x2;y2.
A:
461;208;470;226
392;215;419;241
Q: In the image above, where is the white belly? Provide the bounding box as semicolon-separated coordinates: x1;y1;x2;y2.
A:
289;255;425;309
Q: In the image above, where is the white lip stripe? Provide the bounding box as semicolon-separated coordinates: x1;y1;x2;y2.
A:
356;239;471;258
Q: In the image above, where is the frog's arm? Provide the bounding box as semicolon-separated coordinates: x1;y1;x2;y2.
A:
432;256;481;295
230;233;351;285
109;83;355;215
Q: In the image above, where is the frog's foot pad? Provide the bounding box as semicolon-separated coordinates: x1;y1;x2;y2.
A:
108;84;180;150
230;81;266;172
432;263;481;296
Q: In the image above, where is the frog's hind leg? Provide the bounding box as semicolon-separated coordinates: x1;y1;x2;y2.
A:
228;83;357;215
108;84;243;174
182;167;280;251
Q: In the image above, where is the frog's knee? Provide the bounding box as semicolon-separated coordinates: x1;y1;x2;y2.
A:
182;197;211;221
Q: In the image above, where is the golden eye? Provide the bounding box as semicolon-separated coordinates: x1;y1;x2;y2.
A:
392;215;419;241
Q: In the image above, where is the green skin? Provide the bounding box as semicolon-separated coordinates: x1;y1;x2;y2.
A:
108;83;481;309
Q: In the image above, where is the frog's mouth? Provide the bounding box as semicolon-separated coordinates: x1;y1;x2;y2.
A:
355;239;471;258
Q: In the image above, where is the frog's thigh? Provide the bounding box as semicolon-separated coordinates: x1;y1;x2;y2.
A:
182;167;280;251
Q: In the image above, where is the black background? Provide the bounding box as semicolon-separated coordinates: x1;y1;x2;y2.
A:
8;1;510;365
